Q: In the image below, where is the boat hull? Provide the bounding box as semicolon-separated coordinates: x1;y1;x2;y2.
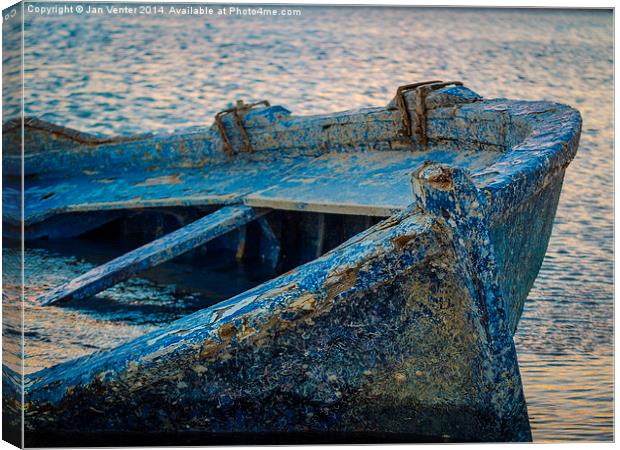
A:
3;84;582;443
19;178;572;443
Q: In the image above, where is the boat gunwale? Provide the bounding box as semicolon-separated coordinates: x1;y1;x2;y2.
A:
4;90;582;228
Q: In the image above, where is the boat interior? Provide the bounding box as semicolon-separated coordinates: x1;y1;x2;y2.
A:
3;84;519;373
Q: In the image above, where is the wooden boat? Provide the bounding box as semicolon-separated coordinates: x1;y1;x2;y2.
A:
2;81;581;444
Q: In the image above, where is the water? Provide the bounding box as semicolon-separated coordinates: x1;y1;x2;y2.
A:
4;6;613;441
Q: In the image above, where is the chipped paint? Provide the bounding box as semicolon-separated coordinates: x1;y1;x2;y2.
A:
134;173;184;187
2;83;582;444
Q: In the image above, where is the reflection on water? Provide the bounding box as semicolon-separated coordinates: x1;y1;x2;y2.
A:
3;6;613;441
519;352;613;442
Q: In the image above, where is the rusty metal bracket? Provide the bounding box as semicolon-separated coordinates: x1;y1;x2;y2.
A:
215;100;271;155
394;80;463;145
394;80;441;137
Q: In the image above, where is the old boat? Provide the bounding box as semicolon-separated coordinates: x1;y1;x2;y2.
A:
2;81;581;444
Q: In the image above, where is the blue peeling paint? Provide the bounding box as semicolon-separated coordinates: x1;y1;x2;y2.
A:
2;83;582;443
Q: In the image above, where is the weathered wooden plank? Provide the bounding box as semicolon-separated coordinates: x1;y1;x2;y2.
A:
245;149;503;216
39;205;267;306
19;157;307;227
20;147;501;228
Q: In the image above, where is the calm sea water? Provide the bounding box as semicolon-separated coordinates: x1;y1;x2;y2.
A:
4;6;613;442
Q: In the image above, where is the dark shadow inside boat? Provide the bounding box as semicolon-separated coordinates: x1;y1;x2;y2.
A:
27;206;383;326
